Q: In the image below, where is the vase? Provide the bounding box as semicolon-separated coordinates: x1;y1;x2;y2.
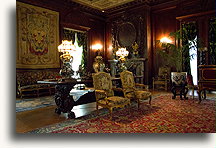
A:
171;72;187;86
171;72;188;100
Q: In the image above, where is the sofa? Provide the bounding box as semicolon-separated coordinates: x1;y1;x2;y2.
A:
16;69;60;98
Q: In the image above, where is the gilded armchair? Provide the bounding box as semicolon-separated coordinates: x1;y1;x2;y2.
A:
120;70;152;109
153;67;171;91
92;72;130;119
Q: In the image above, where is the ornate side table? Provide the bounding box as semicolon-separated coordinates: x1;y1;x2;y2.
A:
37;79;93;118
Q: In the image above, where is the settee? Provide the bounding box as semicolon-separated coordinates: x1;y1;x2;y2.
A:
16;69;59;98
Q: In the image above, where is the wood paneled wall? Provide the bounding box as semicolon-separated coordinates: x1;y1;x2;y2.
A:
150;0;215;86
17;0;106;72
105;5;152;84
17;0;215;86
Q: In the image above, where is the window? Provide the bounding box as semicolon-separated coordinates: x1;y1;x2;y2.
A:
189;36;197;85
63;28;87;78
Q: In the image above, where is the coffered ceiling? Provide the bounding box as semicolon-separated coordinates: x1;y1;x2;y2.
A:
71;0;174;12
72;0;144;11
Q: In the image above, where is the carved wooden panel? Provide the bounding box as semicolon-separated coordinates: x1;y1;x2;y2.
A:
111;14;146;59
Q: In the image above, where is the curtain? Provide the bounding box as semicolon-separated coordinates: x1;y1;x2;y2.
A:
182;22;198;75
77;32;87;69
63;29;76;44
208;17;216;65
62;28;88;73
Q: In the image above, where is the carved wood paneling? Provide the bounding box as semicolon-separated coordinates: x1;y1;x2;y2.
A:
111;14;146;59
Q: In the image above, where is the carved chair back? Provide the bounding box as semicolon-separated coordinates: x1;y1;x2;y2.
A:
92;72;114;97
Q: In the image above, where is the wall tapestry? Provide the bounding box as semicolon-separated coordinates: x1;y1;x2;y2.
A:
16;2;60;69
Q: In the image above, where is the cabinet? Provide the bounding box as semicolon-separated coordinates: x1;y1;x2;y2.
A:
198;65;216;103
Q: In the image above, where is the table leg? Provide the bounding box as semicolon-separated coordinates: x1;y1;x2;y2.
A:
198;89;206;103
54;84;75;118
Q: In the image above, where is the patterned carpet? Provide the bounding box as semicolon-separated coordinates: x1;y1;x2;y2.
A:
29;94;216;133
16;96;55;112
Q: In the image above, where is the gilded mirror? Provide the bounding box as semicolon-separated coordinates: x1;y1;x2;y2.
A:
118;22;136;47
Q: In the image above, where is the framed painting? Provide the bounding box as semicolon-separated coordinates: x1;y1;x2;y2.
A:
16;2;60;69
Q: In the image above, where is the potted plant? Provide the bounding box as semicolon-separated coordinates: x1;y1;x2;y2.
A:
156;25;201;99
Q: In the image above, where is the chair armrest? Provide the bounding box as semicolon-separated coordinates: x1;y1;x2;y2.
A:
135;83;149;90
112;87;123;92
95;90;107;100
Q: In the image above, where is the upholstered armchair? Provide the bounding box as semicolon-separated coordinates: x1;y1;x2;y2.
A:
92;72;130;119
120;70;152;109
153;67;171;91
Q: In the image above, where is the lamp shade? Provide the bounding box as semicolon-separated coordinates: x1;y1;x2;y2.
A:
58;40;76;53
116;47;129;58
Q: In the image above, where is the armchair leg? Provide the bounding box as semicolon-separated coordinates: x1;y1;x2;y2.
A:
137;99;140;109
109;108;113;120
192;89;194;99
149;96;152;105
96;104;99;115
128;104;130;115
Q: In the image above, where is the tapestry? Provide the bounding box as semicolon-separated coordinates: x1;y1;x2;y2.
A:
16;2;60;68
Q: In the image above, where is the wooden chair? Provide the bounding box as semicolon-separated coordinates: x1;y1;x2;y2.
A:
153;67;171;91
186;74;198;99
92;72;130;119
120;70;152;109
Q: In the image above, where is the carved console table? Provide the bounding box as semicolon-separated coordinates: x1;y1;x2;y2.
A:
37;79;93;119
198;65;216;103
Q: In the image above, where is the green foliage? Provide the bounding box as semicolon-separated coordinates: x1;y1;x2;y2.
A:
156;26;200;72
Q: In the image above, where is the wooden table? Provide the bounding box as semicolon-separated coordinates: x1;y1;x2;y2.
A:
38;79;93;118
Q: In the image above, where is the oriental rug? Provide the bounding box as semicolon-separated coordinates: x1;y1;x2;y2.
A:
29;94;216;133
16;96;55;113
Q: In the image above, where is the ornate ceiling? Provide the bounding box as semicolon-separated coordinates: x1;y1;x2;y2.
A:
71;0;174;12
72;0;136;10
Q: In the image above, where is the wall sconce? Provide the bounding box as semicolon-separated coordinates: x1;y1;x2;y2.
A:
92;43;105;73
92;44;103;56
160;37;172;44
58;40;76;79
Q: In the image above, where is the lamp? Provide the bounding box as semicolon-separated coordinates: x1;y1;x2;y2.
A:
92;44;105;73
116;47;129;62
58;40;76;79
92;43;103;56
116;47;129;72
160;37;172;44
